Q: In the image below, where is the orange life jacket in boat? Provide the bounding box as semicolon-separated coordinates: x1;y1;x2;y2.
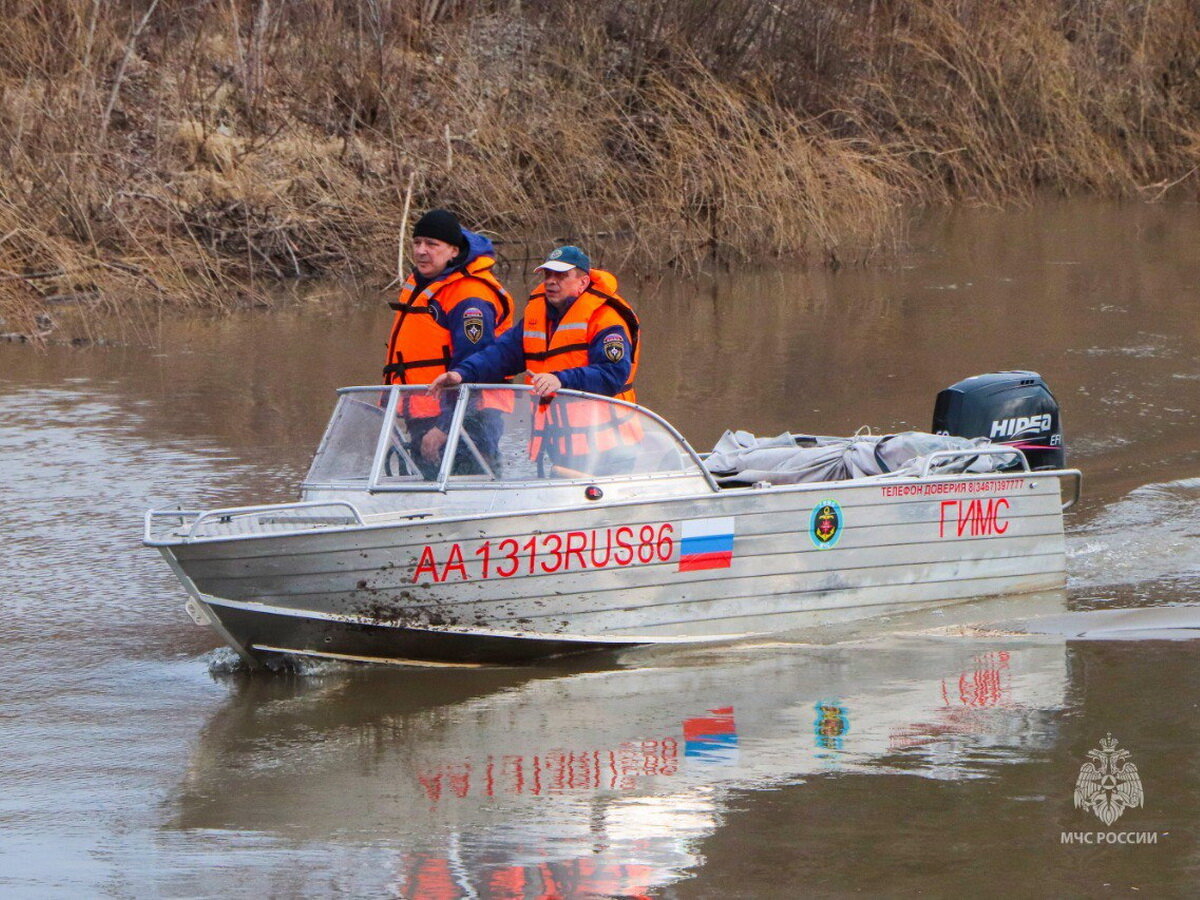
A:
522;269;642;462
384;257;513;419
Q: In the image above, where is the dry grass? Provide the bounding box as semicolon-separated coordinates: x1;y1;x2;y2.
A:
2;0;1198;338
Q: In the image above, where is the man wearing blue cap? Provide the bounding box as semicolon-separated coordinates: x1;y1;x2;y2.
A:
429;245;640;403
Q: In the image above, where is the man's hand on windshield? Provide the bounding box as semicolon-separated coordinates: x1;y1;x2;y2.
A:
527;371;562;397
428;371;463;394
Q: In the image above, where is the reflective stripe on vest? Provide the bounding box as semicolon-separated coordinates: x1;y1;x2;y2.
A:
384;258;514;418
522;278;639;402
521;272;642;461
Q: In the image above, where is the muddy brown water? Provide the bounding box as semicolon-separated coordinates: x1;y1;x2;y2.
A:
1;199;1199;896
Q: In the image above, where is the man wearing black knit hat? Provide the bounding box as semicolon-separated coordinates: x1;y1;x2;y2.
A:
382;209;514;473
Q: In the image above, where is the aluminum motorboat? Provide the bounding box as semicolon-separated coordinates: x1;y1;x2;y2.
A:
145;380;1081;669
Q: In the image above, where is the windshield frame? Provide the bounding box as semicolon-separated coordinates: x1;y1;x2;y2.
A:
303;384;717;493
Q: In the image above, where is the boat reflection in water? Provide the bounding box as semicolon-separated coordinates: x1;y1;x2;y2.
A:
173;594;1069;897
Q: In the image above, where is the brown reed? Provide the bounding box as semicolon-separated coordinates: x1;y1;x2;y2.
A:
1;0;1198;338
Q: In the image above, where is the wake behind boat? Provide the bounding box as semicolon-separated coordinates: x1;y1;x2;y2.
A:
145;374;1081;669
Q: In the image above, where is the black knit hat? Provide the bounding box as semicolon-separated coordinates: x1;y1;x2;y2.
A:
412;209;466;249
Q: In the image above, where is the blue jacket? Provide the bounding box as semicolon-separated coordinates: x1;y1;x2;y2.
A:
452;295;632;396
429;230;501;370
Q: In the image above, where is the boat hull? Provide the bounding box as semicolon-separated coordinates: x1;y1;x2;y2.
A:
200;598;637;667
160;473;1069;667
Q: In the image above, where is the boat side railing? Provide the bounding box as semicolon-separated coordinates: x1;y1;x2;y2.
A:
144;500;365;545
1056;470;1084;510
918;447;1031;476
918;448;1082;510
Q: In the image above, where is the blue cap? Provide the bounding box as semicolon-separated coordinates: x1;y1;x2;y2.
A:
535;245;590;273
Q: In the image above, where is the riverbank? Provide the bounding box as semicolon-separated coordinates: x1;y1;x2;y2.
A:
2;0;1198;338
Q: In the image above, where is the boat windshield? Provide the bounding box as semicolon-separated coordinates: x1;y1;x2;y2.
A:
304;385;704;489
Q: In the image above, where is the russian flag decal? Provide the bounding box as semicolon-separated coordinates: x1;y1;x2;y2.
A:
678;517;736;571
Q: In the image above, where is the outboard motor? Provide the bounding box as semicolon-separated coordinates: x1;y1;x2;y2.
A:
932;371;1064;470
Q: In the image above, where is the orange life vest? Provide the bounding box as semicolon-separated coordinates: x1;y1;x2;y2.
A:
522;269;642;462
384;256;513;419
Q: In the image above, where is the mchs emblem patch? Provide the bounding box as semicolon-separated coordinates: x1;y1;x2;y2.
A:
462;307;485;344
602;333;625;362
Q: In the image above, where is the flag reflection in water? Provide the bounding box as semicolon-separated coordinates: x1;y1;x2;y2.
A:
683;706;739;764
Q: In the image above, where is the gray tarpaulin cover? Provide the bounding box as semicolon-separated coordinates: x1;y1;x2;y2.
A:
703;431;1006;485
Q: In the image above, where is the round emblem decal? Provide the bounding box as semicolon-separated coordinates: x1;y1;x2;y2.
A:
549;247;564;260
809;499;843;549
